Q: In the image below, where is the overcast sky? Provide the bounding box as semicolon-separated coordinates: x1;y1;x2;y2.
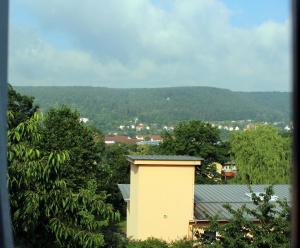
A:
9;0;291;91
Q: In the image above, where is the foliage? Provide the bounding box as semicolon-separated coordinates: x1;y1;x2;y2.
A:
159;121;219;157
39;105;105;191
158;121;230;183
99;143;136;215
8;110;119;247
198;185;291;248
127;238;194;248
229;125;291;184
127;238;168;248
170;239;194;248
15;86;291;132
8;84;38;128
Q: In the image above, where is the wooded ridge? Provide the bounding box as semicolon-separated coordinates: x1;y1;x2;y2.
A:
16;86;291;131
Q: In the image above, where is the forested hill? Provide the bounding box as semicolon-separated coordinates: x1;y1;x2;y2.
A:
16;86;291;130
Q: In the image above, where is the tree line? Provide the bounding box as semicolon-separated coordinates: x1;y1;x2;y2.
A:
15;86;291;132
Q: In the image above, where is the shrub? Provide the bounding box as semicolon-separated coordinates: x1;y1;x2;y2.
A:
127;238;168;248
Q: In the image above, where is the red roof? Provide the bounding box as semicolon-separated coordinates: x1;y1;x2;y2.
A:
149;135;162;141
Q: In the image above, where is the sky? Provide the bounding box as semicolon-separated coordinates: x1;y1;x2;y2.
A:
9;0;291;91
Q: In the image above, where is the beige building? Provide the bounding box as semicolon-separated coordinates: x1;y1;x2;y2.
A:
123;155;202;241
118;155;290;241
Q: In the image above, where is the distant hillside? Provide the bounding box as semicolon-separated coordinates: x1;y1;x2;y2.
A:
15;86;291;131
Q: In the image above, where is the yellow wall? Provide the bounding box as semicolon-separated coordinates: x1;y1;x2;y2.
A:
127;164;139;238
127;160;200;241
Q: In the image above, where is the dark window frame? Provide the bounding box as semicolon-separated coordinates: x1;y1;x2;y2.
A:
0;1;298;247
292;0;299;247
0;0;13;247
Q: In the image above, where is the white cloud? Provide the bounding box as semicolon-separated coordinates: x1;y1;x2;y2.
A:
9;0;291;91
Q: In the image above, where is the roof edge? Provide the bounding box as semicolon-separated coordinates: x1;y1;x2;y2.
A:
126;155;203;165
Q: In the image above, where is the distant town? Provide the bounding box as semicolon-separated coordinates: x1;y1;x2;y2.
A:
79;117;293;145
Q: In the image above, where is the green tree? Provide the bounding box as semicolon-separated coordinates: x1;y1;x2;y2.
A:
100;143;136;215
8;84;38;128
40;105;104;191
8;112;119;248
229;125;291;184
158;121;230;183
198;185;290;248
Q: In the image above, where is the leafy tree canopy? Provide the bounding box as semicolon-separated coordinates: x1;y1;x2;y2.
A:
8;84;38;128
40;105;105;191
8;111;119;248
7;86;121;247
157;120;230;183
99;143;136;215
229;125;291;184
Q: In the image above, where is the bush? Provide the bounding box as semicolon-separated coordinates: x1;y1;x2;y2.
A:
171;239;194;248
127;237;195;248
127;238;168;248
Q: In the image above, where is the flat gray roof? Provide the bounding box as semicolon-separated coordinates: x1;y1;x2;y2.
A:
117;184;290;221
126;155;204;161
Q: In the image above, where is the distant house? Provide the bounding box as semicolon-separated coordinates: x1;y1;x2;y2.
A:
136;140;160;146
104;135;137;145
136;135;145;140
284;125;291;131
118;155;290;241
136;123;145;131
149;135;162;142
210;161;237;179
245;123;256;130
136;135;162;146
79;117;89;123
222;161;237;178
